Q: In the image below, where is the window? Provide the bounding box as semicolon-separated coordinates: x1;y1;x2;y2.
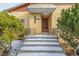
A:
20;19;25;23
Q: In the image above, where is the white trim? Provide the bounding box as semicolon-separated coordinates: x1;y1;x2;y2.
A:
28;4;56;8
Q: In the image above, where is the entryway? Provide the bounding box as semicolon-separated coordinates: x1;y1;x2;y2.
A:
42;17;49;33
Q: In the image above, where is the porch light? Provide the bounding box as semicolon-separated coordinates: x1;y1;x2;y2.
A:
34;16;36;23
44;13;48;15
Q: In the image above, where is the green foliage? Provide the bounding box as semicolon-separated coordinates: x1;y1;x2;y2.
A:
57;4;79;49
0;11;24;44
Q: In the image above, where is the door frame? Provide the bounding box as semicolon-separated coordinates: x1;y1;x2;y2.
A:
41;16;49;32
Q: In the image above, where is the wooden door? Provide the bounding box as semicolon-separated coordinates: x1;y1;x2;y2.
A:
42;18;48;32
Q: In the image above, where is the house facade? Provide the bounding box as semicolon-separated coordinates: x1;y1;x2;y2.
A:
7;3;74;35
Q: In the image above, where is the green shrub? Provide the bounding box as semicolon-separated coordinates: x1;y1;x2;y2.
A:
57;4;79;49
0;11;24;45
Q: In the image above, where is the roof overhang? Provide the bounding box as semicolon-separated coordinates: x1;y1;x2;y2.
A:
27;4;56;16
7;3;30;12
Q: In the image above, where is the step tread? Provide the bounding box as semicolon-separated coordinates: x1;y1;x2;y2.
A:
17;52;65;56
23;42;59;45
22;44;60;46
25;38;57;40
26;37;57;39
25;35;57;37
20;46;62;51
25;40;57;42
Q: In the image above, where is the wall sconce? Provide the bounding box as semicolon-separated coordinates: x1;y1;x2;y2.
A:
34;16;36;23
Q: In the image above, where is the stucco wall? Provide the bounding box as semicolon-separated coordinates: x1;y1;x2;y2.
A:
29;13;42;34
11;11;30;29
11;12;42;34
51;4;73;29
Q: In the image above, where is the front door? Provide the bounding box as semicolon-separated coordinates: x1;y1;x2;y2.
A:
42;18;48;32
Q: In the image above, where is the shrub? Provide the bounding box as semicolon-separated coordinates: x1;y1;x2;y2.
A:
0;11;24;45
57;4;79;49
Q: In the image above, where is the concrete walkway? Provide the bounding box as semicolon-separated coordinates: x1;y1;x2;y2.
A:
17;34;65;56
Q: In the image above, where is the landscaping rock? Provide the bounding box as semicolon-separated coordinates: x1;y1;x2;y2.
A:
65;46;74;56
0;50;3;56
59;38;74;56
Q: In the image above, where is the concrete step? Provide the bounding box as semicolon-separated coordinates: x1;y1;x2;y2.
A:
25;35;58;39
25;40;57;42
26;37;58;39
22;44;60;47
20;46;62;50
19;46;63;53
22;42;59;45
17;52;65;56
25;38;57;41
25;35;57;37
19;50;63;53
16;35;65;56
